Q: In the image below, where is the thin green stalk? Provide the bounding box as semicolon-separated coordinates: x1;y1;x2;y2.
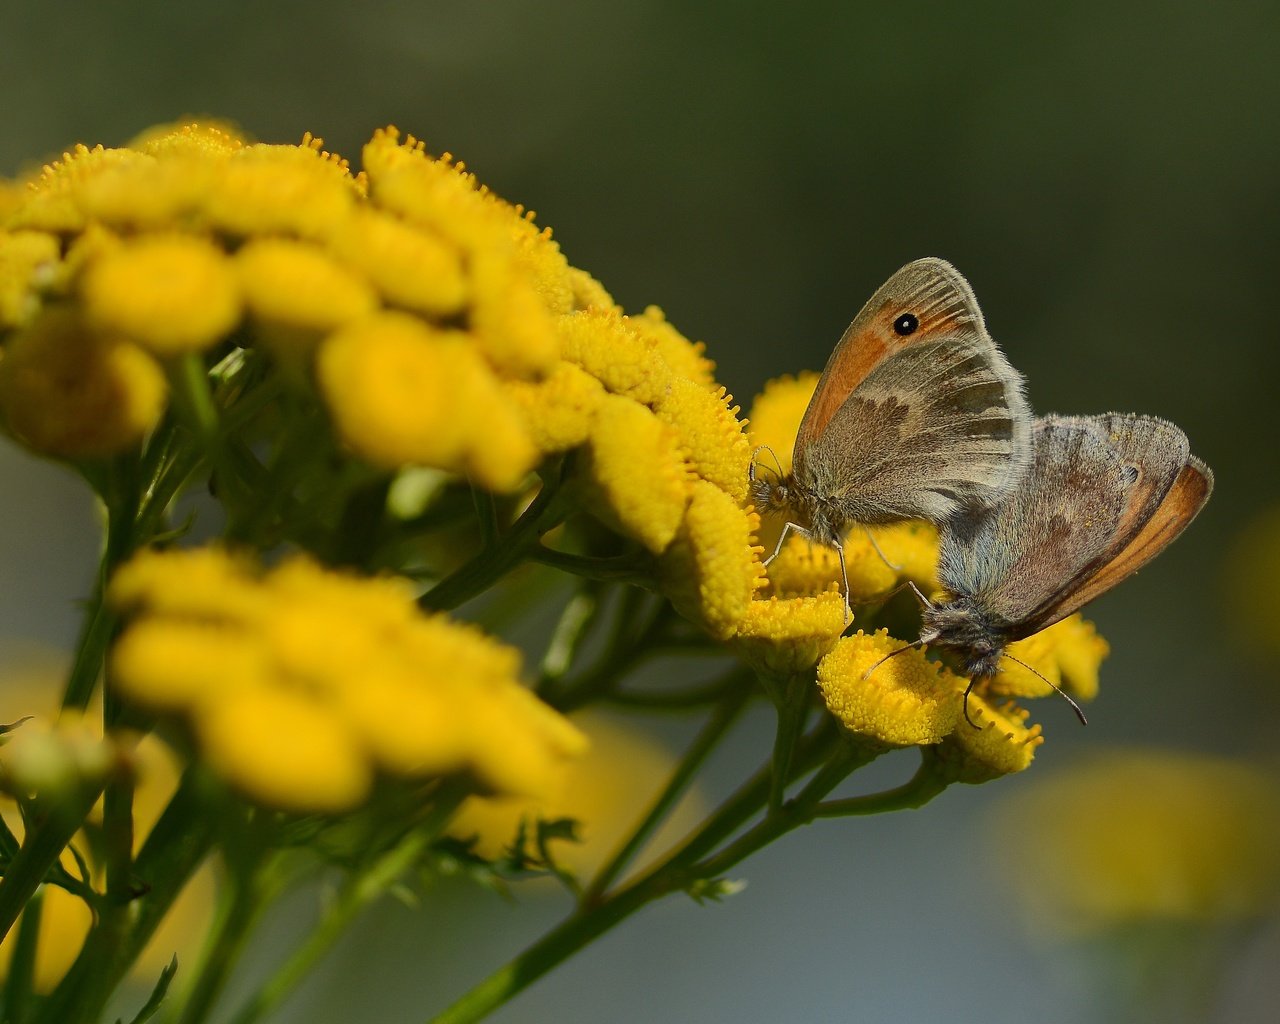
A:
528;547;653;585
420;470;568;611
2;884;44;1024
767;672;812;814
810;750;948;818
583;687;751;907
32;768;218;1024
0;783;104;945
223;829;432;1024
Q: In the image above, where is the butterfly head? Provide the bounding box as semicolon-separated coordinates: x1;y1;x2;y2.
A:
919;596;1006;681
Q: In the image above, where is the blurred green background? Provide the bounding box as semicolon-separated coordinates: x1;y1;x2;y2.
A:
2;1;1278;1021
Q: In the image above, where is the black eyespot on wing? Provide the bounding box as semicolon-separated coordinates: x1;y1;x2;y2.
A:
893;313;919;336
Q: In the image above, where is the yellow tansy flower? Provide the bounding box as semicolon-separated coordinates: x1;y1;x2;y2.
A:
0;230;61;328
746;371;820;475
130;121;246;159
567;266;616;312
630;306;716;387
8;144;145;233
448;712;704;876
763;530;899;602
201;141;357;241
80;234;242;355
505;360;607;454
731;593;847;676
865;521;940;593
235;237;379;344
330;207;466;318
508;216;574;316
654;377;753;502
74;157;216;231
109;549;587;811
196;686;373;813
0;309;167;458
558;309;674;405
468;250;561;378
993;614;1109;702
585;395;691;554
1223;503;1280;658
816;629;962;747
316;312;538;491
659;482;764;640
993;750;1280;935
934;694;1043;783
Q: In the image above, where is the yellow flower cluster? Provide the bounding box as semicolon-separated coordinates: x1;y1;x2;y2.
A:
993;750;1280;935
107;546;587;812
0;123;740;500
816;630;1044;778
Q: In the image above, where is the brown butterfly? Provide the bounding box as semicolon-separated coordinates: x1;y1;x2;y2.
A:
751;258;1032;593
915;413;1213;724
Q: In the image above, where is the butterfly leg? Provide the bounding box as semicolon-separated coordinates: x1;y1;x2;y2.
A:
860;639;923;680
763;521;810;567
862;527;902;571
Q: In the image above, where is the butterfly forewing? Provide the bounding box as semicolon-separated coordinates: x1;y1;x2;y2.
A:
791;258;1030;523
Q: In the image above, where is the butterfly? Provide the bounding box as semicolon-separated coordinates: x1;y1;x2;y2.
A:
915;412;1213;723
750;257;1032;596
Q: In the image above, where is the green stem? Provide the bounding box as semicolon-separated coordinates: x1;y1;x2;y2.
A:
224;828;435;1024
767;672;812;814
811;748;949;818
0;783;104;945
420;470;568;611
528;547;653;585
32;768;218;1024
2;884;44;1024
582;689;750;907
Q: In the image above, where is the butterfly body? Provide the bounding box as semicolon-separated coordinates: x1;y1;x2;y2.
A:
752;258;1032;562
920;413;1213;704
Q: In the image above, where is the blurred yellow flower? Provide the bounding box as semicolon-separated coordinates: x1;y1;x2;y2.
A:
316;312;538;491
1223;503;1280;658
108;547;586;812
993;614;1109;702
0;230;60;329
235;237;379;343
448;712;704;878
992;750;1280;935
505;360;607;454
816;629;962;747
0;308;167;458
80;234;242;355
746;371;819;476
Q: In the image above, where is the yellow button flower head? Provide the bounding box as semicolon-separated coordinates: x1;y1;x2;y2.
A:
507;214;574;316
505;360;607;454
317;312;538;492
567;266;615;312
934;693;1043;783
558;309;674;406
80;234;242;355
992;750;1280;935
746;371;820;476
449;712;704;876
468;249;561;378
329;207;466;318
8;144;145;233
0;231;61;329
654;378;753;502
235;237;379;346
130;121;246;159
586;395;691;554
993;614;1109;702
865;521;940;593
630;306;716;387
108;547;586;813
74;156;217;231
763;530;898;602
659;482;765;640
732;593;847;676
0;309;167;458
817;629;962;747
202;138;358;241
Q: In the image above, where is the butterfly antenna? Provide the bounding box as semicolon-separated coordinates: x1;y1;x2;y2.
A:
999;652;1088;726
862;527;902;572
749;445;783;484
860;640;923;681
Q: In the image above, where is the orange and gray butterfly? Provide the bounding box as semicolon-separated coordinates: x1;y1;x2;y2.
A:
753;258;1031;547
920;413;1213;681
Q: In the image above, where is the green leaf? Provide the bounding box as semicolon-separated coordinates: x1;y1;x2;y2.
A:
114;954;177;1024
686;877;748;904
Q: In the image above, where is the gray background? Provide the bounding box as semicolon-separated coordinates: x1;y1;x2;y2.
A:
2;2;1277;1021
